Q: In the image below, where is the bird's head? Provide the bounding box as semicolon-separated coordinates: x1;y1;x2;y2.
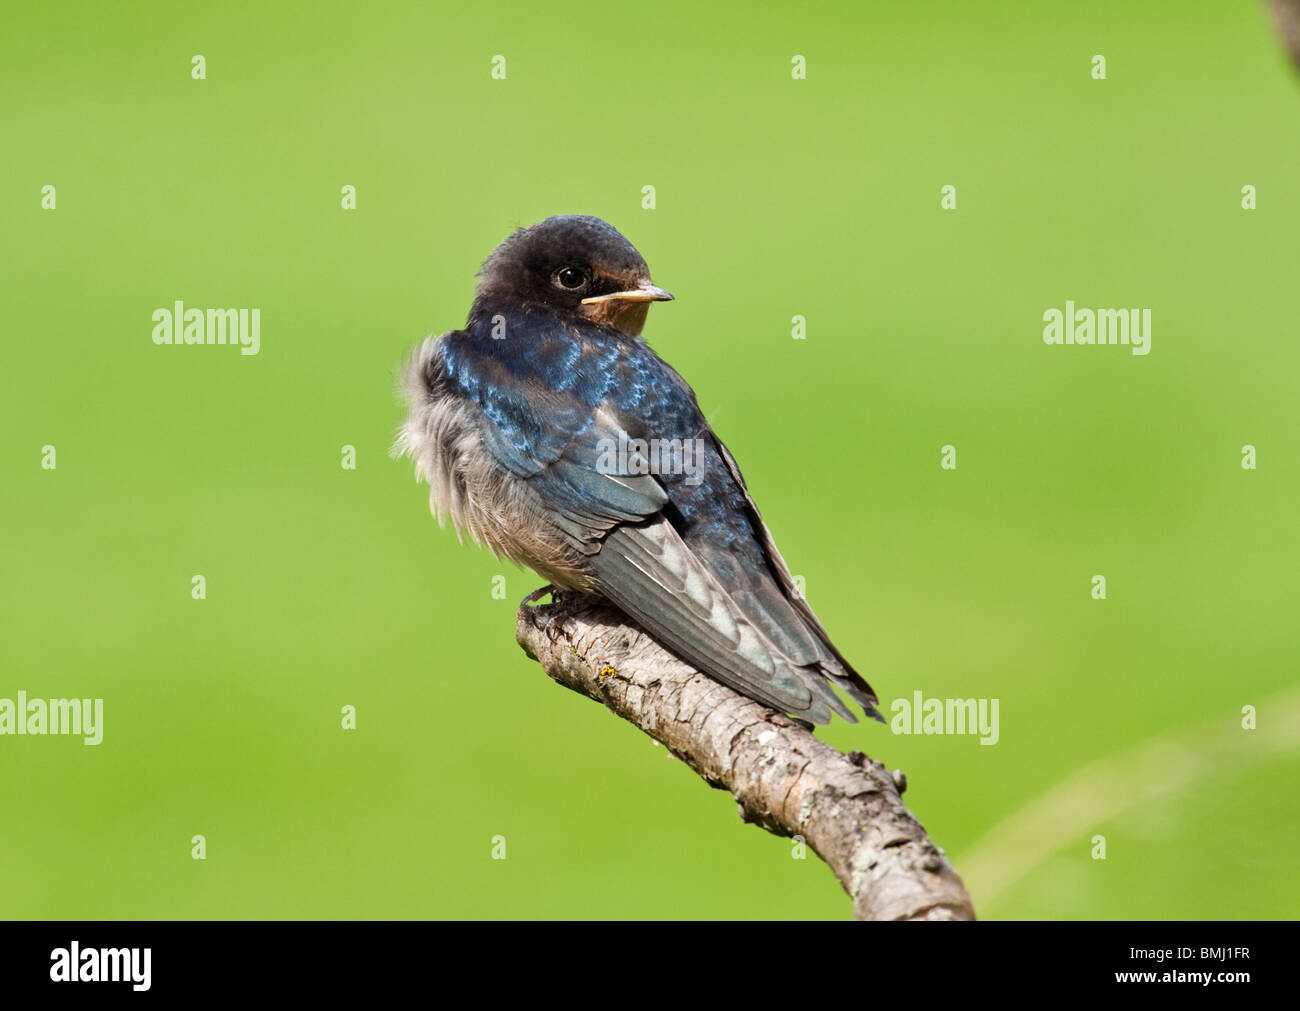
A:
474;215;673;337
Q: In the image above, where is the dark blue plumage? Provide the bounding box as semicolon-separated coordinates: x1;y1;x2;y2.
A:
397;215;881;725
448;305;760;564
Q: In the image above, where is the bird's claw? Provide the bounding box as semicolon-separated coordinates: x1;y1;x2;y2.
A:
520;584;558;608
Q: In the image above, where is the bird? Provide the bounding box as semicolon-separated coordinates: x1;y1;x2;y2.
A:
395;215;882;726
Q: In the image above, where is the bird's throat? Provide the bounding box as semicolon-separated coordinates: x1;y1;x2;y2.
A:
582;299;650;337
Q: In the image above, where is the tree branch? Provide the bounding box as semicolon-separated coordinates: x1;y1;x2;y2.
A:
516;589;976;921
1271;0;1300;66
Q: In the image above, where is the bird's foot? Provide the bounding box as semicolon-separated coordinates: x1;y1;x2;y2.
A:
520;584;559;608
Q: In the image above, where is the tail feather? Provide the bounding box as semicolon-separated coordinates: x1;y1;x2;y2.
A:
592;520;870;725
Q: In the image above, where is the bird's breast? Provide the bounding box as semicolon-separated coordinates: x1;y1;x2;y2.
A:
395;335;596;592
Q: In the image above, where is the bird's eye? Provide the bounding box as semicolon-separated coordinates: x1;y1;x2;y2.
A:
554;267;587;290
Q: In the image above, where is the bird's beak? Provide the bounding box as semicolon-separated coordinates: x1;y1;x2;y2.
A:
581;284;674;305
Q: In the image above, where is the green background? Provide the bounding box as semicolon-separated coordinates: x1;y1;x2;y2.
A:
3;0;1297;919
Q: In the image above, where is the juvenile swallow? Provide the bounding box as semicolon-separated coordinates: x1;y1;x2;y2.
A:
396;215;881;725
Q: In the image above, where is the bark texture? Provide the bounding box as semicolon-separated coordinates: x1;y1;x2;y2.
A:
516;590;975;921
